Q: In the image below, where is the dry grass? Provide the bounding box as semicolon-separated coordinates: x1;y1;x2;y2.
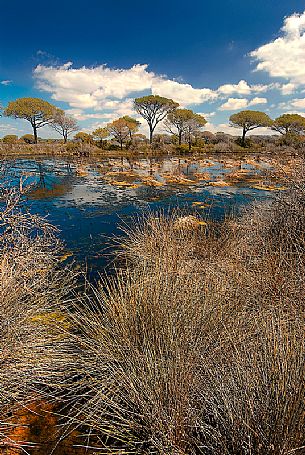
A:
57;167;304;454
0;187;77;450
1;166;304;454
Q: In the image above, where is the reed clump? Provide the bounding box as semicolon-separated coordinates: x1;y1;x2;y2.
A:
0;188;76;449
1;169;304;454
60;168;304;454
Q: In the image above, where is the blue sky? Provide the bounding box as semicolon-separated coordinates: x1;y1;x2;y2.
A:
1;0;305;138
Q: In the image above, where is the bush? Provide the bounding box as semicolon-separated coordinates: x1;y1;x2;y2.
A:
235;137;253;148
175;144;190;154
65;141;82;154
2;134;18;144
21;133;35;144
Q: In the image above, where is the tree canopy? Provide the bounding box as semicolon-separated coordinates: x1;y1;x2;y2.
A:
50;110;78;143
230;110;273;146
134;95;179;143
121;115;140;140
272;114;305;135
74;132;92;143
166;109;206;147
183;113;207;150
92;127;109;146
107;118;132;150
4;97;57;143
165;109;195;145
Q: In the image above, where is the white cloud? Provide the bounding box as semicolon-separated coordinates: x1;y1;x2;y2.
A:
0;122;27;137
34;63;155;109
219;98;249;111
151;79;217;105
277;98;305;111
34;62;219;110
280;83;296;95
250;11;305;86
206;121;274;136
196;112;216;120
31;59;296;138
248;97;268;106
290;98;305;109
35;62;275;113
217;80;270;96
65;109;114;121
0;80;12;86
66;99;135;122
205;122;237;135
219;96;267;111
0;124;18;132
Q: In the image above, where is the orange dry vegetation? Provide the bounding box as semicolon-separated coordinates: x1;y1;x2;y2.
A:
2;401;91;455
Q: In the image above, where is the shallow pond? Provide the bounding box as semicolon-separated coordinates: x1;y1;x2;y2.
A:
1;153;281;453
1;154;275;277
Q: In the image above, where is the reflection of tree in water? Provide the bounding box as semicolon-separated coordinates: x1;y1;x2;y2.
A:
135;185;180;203
28;162;73;200
28;180;73;200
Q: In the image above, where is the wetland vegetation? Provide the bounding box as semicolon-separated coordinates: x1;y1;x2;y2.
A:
1;51;305;455
0;150;304;454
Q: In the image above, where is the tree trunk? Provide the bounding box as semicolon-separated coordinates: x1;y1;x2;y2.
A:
241;127;247;147
188;136;192;151
120;140;123;150
33;125;38;144
149;127;153;144
178;131;182;145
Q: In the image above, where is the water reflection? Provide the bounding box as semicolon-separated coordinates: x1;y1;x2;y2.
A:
2;155;274;276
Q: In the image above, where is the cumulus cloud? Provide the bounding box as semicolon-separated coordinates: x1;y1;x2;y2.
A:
219;97;267;111
277;97;305;112
204;122;236;135
32;59;295;137
34;61;275;114
280;83;297;95
151;79;218;105
34;62;220;110
290;98;305;109
206;121;273;136
248;97;268;106
217;80;270;96
250;10;305;86
219;98;248;111
0;80;12;86
196;112;216;120
65;109;114;121
34;63;155;109
66;99;136;122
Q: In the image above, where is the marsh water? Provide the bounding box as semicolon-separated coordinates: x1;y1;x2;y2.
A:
1;153;280;453
1;153;276;278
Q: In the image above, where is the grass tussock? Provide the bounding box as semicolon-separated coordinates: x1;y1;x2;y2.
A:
59;168;304;454
0;169;304;454
0;188;76;447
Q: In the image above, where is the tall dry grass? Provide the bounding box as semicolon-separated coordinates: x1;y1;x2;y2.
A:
59;169;304;454
1;168;304;454
0;187;76;449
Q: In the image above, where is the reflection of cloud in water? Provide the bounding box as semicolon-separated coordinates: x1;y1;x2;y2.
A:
56;173;180;209
204;185;259;197
56;180;141;207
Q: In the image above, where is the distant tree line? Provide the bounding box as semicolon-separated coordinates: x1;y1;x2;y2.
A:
1;96;305;149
